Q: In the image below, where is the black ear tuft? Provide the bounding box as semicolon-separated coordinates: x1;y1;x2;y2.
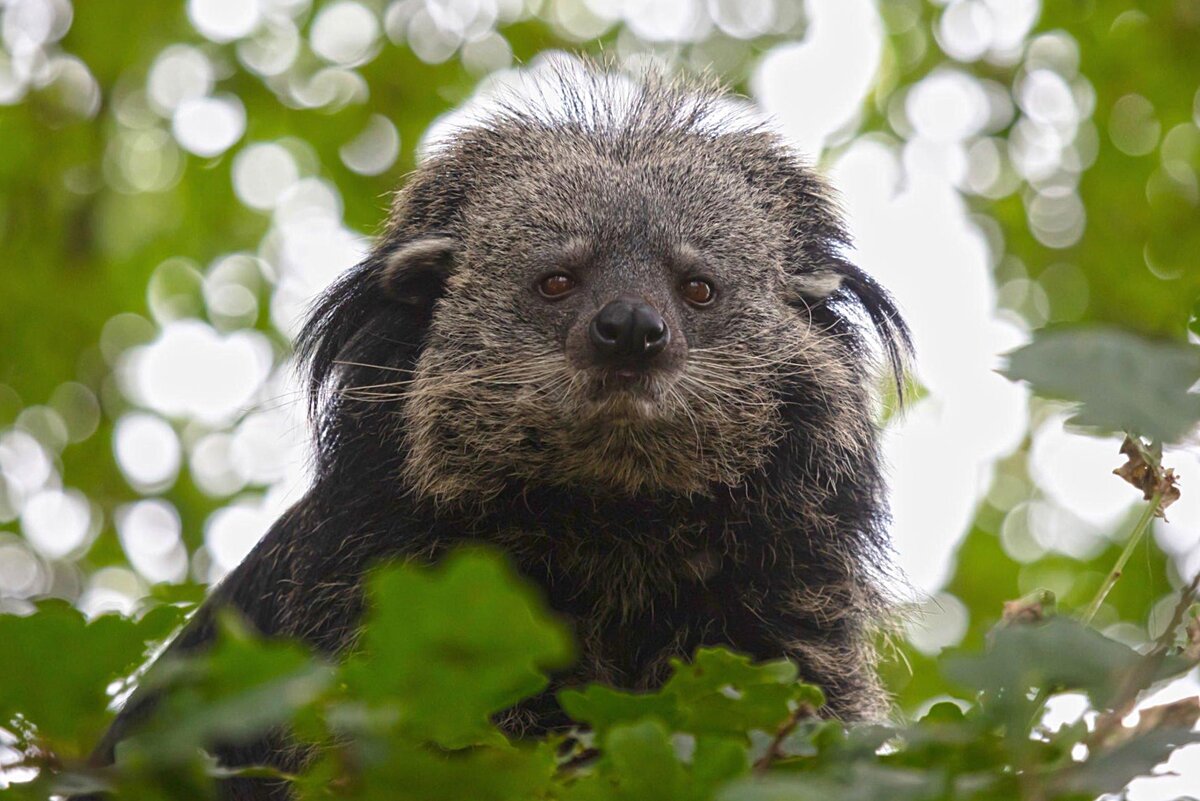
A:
827;257;913;401
714;130;913;401
293;235;460;438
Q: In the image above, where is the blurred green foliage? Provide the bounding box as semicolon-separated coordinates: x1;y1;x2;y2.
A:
1002;328;1200;442
3;551;1199;800
2;0;1200;797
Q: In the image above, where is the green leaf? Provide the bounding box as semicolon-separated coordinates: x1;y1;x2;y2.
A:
0;601;182;755
719;765;945;801
943;617;1192;726
123;613;332;764
563;722;753;801
296;740;559;801
564;720;736;801
668;650;811;737
561;648;814;741
603;721;691;801
691;735;751;789
342;549;573;749
920;702;967;725
1001;327;1200;442
103;747;221;801
559;684;680;733
2;774;68;801
1048;727;1200;795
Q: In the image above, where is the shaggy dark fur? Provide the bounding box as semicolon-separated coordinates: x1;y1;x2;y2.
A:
87;64;910;800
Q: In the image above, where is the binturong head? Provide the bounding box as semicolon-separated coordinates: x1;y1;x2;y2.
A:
297;59;910;509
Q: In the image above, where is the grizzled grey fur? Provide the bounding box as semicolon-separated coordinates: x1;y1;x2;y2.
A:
89;65;910;800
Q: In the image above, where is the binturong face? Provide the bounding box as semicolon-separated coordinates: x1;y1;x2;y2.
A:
402;154;805;503
298;72;908;509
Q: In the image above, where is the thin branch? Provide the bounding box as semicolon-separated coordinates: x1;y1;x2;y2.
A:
1080;489;1166;627
753;703;818;774
1087;571;1200;749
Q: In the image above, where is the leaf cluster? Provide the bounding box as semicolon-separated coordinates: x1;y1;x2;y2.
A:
3;550;1198;801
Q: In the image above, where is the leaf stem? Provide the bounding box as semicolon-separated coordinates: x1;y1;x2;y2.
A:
1080;489;1164;627
1085;571;1200;749
753;703;817;774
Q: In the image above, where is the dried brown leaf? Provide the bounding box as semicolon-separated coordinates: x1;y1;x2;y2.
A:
1157;469;1182;519
1002;596;1049;626
1113;437;1181;520
990;590;1056;646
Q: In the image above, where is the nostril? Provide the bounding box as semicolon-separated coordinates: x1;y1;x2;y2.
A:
643;321;672;354
632;305;669;355
592;318;621;345
643;318;667;347
643;326;668;354
589;305;627;352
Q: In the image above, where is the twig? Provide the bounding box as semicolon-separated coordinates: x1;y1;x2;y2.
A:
1080;489;1166;627
1087;571;1200;749
753;703;817;774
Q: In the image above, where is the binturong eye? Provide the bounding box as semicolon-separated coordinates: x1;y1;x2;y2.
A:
680;277;716;306
537;273;577;299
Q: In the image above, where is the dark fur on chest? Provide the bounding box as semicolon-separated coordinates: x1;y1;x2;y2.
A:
222;377;892;726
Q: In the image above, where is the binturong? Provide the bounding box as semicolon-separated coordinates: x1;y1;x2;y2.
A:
87;59;911;800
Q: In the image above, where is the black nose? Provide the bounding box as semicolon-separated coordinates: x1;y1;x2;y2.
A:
589;296;670;364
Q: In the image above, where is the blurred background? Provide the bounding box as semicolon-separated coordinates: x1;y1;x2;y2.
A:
0;0;1199;793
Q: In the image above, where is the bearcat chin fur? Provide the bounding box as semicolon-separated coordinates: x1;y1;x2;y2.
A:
399;372;787;504
83;58;911;801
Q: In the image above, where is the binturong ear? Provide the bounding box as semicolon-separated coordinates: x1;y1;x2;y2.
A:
782;269;844;304
378;235;459;306
787;257;913;402
293;233;460;437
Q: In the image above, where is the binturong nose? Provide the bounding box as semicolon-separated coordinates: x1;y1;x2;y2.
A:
588;295;670;364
